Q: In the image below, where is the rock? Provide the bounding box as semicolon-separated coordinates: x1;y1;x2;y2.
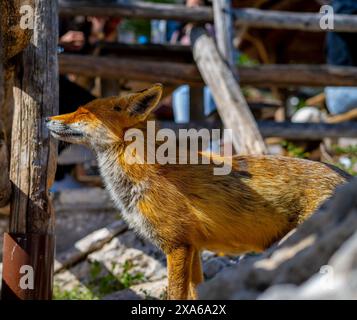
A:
259;230;357;300
54;229;167;298
203;256;239;280
198;179;357;299
88;232;166;282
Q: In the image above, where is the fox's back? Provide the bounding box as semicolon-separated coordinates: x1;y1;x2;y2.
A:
155;155;350;253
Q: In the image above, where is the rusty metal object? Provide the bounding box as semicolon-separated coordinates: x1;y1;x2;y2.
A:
1;233;54;300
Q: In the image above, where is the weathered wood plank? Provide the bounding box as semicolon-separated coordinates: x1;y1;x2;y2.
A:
59;54;202;86
0;4;11;208
191;27;267;155
159;120;357;140
213;0;235;69
59;54;357;87
59;0;213;22
59;1;357;33
233;8;357;33
10;0;58;235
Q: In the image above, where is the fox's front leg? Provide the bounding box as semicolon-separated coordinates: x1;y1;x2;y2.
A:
189;249;203;299
166;246;194;300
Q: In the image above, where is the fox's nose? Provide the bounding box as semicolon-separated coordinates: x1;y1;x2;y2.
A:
45;117;51;123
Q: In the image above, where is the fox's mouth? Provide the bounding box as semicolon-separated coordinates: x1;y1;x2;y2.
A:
49;129;83;138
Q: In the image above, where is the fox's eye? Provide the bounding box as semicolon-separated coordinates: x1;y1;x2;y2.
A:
113;106;121;112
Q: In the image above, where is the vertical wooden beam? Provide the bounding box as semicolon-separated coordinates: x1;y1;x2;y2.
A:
213;0;235;68
191;27;267;155
1;0;58;300
193;0;266;154
0;15;11;208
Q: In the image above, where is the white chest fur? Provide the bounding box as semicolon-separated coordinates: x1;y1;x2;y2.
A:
96;149;156;243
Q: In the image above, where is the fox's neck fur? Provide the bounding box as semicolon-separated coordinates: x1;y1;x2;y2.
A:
96;140;159;243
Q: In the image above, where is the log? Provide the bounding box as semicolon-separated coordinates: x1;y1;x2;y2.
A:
213;0;235;69
58;1;357;33
10;0;58;235
233;8;357;33
59;0;213;23
239;64;357;87
159;120;357;140
258;121;357;140
0;7;11;208
1;0;58;300
54;220;127;273
59;54;357;87
59;54;202;86
213;0;265;154
191;27;267;155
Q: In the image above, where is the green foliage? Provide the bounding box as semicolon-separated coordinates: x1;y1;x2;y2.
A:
331;144;357;176
236;53;259;66
281;141;310;159
333;144;357;157
53;285;98;300
118;260;145;289
120;0;177;39
120;19;151;39
88;260;145;296
53;259;145;300
293;98;306;111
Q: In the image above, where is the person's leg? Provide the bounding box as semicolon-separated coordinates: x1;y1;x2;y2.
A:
325;87;357;114
203;86;217;116
172;85;190;123
325;1;357;114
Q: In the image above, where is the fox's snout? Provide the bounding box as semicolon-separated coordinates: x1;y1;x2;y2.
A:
46;115;86;144
45;117;67;131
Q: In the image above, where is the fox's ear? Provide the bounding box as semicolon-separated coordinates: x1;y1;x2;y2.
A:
126;83;163;120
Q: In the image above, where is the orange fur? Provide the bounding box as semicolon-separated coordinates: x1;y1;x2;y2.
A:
47;84;350;300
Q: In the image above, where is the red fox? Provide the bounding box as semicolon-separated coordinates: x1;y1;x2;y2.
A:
46;83;350;300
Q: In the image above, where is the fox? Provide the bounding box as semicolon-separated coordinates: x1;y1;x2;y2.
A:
46;83;351;300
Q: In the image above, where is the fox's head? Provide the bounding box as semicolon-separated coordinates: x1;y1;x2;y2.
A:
46;83;163;149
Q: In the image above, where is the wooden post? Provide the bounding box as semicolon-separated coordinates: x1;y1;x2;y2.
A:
196;0;266;155
191;28;267;154
0;18;11;208
213;0;235;69
1;0;58;300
